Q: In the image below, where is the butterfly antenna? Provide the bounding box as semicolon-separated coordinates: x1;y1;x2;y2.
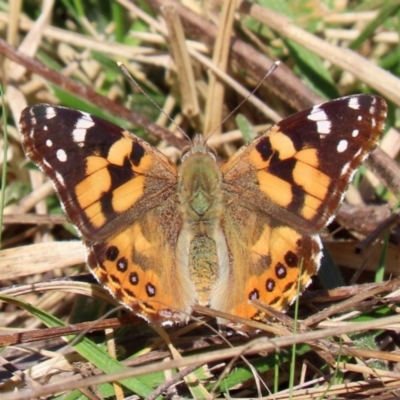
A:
204;60;280;145
117;62;191;143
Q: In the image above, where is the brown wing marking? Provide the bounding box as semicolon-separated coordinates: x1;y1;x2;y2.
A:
87;197;195;324
211;200;321;324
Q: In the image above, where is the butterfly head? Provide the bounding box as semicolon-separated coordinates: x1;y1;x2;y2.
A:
181;133;216;162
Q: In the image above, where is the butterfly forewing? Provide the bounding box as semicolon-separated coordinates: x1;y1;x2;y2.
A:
20;105;178;240
222;94;387;234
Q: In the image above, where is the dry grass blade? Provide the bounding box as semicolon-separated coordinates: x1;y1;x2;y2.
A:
240;2;400;105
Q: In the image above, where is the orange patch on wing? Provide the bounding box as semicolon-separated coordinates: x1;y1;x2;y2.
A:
267;228;301;305
295;148;319;167
85;201;106;228
247;148;271;170
107;138;154;173
111;176;146;213
269;131;296;159
76;168;111;209
301;194;323;220
230;277;260;319
108;138;133;165
292;162;330;199
103;227;164;313
270;227;316;290
270;227;299;259
85;156;109;174
130;145;154;173
110;229;131;252
131;223;152;254
258;171;293;207
250;225;271;264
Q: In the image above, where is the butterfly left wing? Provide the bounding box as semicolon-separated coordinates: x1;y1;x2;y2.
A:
213;95;387;323
20;105;178;240
20;105;196;324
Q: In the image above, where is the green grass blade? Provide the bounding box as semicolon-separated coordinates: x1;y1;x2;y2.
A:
0;293;153;397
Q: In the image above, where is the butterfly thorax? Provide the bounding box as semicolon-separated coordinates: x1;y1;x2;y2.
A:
178;135;222;230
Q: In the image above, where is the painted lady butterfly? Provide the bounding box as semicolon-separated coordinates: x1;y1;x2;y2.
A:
20;94;387;327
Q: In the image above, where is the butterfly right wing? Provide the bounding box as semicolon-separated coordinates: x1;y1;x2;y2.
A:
212;95;387;325
20;105;195;324
221;95;387;233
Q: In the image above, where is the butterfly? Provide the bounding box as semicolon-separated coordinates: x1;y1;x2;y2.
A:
20;94;387;327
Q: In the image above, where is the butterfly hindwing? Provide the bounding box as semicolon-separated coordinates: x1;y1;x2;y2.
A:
211;200;322;322
87;199;195;323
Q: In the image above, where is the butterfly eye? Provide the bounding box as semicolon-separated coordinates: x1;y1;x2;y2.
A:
181;145;191;160
207;146;217;159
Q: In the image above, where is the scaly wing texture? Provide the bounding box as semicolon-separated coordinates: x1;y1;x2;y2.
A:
20;105;194;323
216;95;387;322
87;197;196;323
222;95;387;233
211;201;321;322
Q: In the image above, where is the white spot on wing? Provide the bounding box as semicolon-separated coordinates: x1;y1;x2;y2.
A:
311;235;323;266
354;147;362;158
307;106;332;134
277;265;286;278
45;107;57;120
316;120;332;134
250;291;259;300
307;107;327;122
28;108;37;122
348;97;360;110
337;140;348;153
289;235;322;306
72;115;94;144
147;285;155;296
46;139;53;147
352;129;359;137
348;169;358;188
77;113;94;127
43;159;51;169
56;149;67;162
72;128;87;143
43;125;48;131
55;171;65;186
341;162;351;176
357;115;362;121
